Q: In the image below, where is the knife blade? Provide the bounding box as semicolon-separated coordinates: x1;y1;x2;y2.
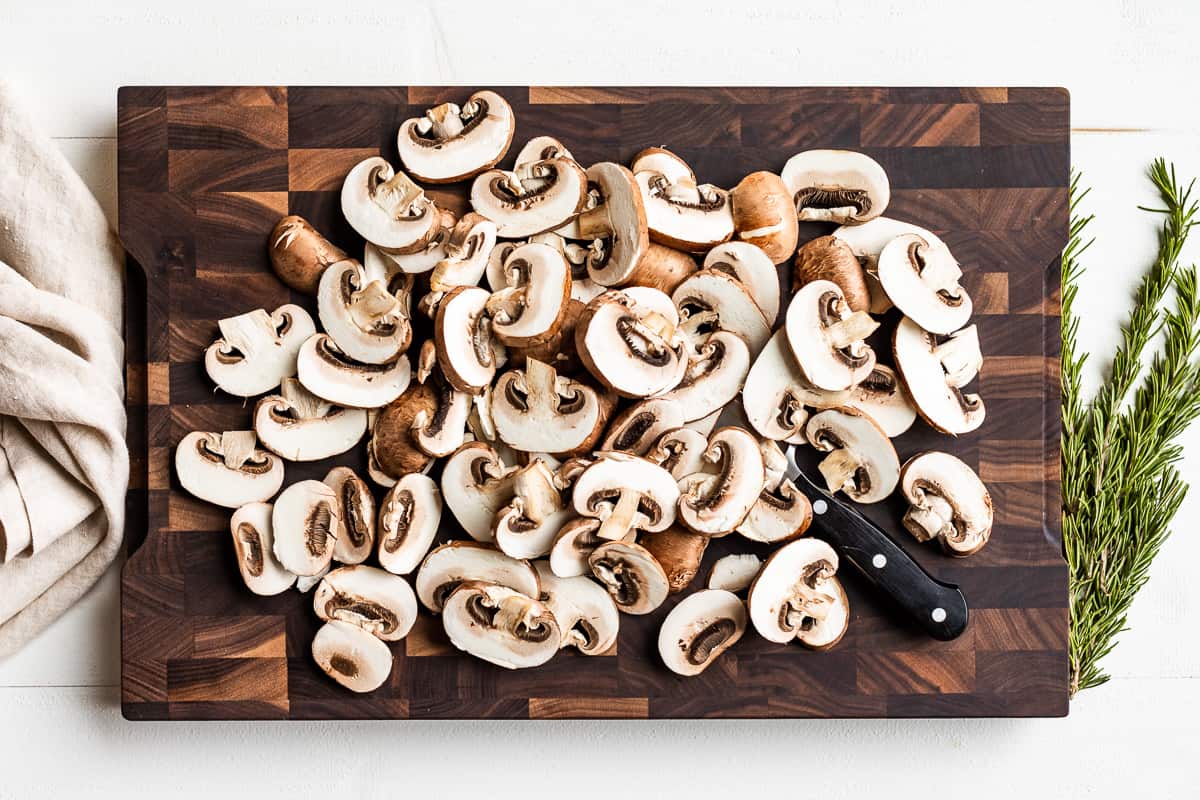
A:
785;445;968;640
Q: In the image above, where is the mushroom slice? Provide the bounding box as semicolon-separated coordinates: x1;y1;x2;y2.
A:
175;430;283;508
587;541;670;615
440;441;518;542
471;151;588;237
370;208;459;275
296;334;412;409
658;589;747;676
486;242;572;348
314;565;418;642
340;156;439;251
640;526;709;594
253;378;368;462
576;162;652;287
737;478;813;544
415;541;540;614
515;135;574;166
741;331;820;445
435;285;505;393
780;149;889;224
644;426;710;481
877;233;973;334
492;460;574;560
492;359;612;457
672;269;771;357
420;213;499;314
832;217;952;314
846;365;917;437
397;90;515;184
269;215;348;295
548;517;630;578
370;382;437;481
229;502;296;596
900;451;993;556
318;258;413;365
411;376;471;459
749;538;849;650
576;289;688;398
204;305;316;397
600;398;685;456
442;581;560;669
707;553;762;593
533;562;619;656
572;453;680;541
271;479;340;577
632;147;733;251
793;235;871;314
703;241;781;323
784;279;878;391
324;467;376;566
376;473;442;575
677;427;766;536
729;171;799;265
657;330;751;423
312;620;394;693
893;318;985;435
804;408;899;504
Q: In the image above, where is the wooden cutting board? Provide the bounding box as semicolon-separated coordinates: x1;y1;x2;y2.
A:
118;86;1069;720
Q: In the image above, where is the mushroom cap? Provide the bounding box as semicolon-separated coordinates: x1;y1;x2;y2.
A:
434;285;503;393
900;451;993;556
397;90;516;184
533;562;620;656
587;540;670;615
229;501;296;596
470;156;588;238
253;379;368;462
804;407;900;504
269;215;348;295
702;240;782;323
601;397;687;456
736;478;813;544
204;305;316;398
748;537;849;649
575;289;688;399
845;364;917;437
296;333;412;409
442;581;561;669
577;162;651;287
376;473;443;575
415;541;541;614
730;171;799;264
634;164;734;252
314;564;418;642
780;149;890;224
672;269;771;357
644;426;710;481
658;589;747;676
175;430;283;508
340;156;439;251
741;329;838;445
677;426;766;536
492;460;574;560
571;453;681;540
706;553;762;593
784;279;878;391
639;525;710;593
487;242;572;348
877;233;973;334
492;359;611;456
312;620;394;693
271;479;340;577
893;317;986;435
514;135;574;165
370;382;437;481
656;329;751;423
793;235;871;314
440;441;517;543
324;466;376;566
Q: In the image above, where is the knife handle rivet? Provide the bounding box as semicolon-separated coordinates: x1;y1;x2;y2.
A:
931;608;947;623
872;554;887;569
812;499;828;515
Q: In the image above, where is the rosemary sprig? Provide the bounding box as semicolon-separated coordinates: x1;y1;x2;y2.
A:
1063;160;1200;696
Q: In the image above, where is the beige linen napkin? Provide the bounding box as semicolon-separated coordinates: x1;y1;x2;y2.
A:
0;82;128;657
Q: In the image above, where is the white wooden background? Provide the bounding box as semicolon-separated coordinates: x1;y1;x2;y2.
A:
2;1;1199;797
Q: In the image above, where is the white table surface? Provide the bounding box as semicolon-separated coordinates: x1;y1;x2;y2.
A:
2;1;1199;797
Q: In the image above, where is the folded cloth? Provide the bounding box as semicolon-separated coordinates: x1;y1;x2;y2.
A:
0;81;127;658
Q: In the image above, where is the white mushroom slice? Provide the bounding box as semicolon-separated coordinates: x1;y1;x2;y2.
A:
471;154;588;238
780;149;890;224
804;408;900;504
434;286;505;393
377;473;442;575
324;467;376;566
440;441;518;543
760;439;790;491
486;242;572;348
900;451;993;556
601;398;686;456
253;379;368;462
793;235;871;314
515;135;574;166
703;241;782;322
410;377;471;459
340;156;439;251
312;620;394;693
369;382;436;480
893;318;986;435
492;359;611;456
677;427;766;536
493;460;574;560
229;502;296;596
314;565;418;642
748;538;849;650
684;408;723;438
672;269;771;357
533;562;619;656
296;562;331;594
877;233;973;334
204;305;316;397
736;478;812;544
658;589;747;676
572;453;680;541
271;479;340;577
296;333;411;409
707;553;762;593
548;517;614;578
442;581;560;669
833;217;953;314
657;330;751;422
318;259;412;365
397;90;515;184
632;147;733;251
576;162;651;287
576;289;688;398
368;208;457;275
845;365;917;437
644;426;709;481
784;279;878;391
421;213;499;312
587;540;669;615
742;329;851;444
729;171;799;265
415;541;540;614
175;430;283;508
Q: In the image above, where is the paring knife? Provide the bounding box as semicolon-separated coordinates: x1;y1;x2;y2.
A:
785;446;969;640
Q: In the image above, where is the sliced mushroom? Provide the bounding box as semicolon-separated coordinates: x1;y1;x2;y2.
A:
204;305;316;397
486;241;572;348
877;233;973;334
471;148;588;237
271;479;340;576
492;359;613;456
703;241;781;322
442;581;560;669
440;441;518;542
532;562;619;656
632;147;733;251
671;269;771;357
576;162;652;287
370;208;458;275
900;451;993;556
780;149;889;224
397;90;515;184
548;518;607;578
784;279;878;391
409;362;472;458
492;460;574;560
324;467;376;566
421;213;499;313
747;538;848;650
730;171;799;264
845;364;917;437
370;382;437;481
314;565;418;642
658;589;747;676
575;289;688;398
893;318;985;435
268;215;348;294
644;426;710;481
229;502;296;596
175;430;283;508
707;553;761;593
318;258;413;365
793;235;871;314
804;408;900;504
588;540;669;615
340;156;439;252
600;397;686;456
640;526;709;594
377;473;442;575
415;541;540;614
434;285;505;393
296;333;412;409
736;478;813;544
571;453;680;541
253;378;367;462
656;329;751;423
677;427;766;536
832;217;953;314
312;619;394;693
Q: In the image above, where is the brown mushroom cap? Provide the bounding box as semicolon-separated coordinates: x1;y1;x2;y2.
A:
900;451;993;556
793;235;871;314
269;215;348;295
639;526;710;594
370;382;437;480
730;171;799;264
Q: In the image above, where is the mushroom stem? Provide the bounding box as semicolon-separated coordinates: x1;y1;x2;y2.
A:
904;495;955;542
425;103;465;138
219;431;260;470
598;490;641;541
934;327;982;386
817;448;859;495
279;378;333;420
825;311;879;350
373;169;425;215
216;309;275;358
352;280;401;323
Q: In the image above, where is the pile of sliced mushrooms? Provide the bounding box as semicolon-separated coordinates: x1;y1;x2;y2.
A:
175;89;994;692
